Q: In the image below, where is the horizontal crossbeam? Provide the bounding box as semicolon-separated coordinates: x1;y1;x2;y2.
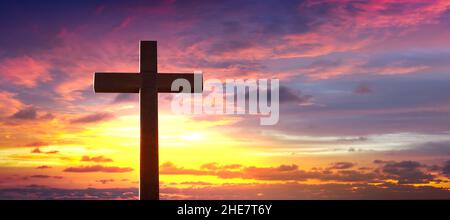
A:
94;73;140;93
93;72;203;93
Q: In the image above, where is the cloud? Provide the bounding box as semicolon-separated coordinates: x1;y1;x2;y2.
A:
0;56;51;88
39;113;55;120
180;181;213;186
1;0;450;200
0;92;23;117
0;160;447;199
0;187;138;200
279;86;313;105
379;161;435;184
373;160;392;164
10;107;37;120
111;93;138;104
69;112;115;124
384;141;450;157
330;0;450;28
63;165;133;173
7;107;54;123
261;74;450;137
29;175;63;179
161;162;378;182
29;175;51;179
30;147;59;154
96;179;115;184
4;182;450;199
328;162;355;170
200;162;219;170
161;182;450;200
31;148;41;153
25;141;50;147
160;162;209;176
442;161;450;178
160;160;442;185
81;155;113;163
45;150;59;154
353;83;372;94
36;166;52;169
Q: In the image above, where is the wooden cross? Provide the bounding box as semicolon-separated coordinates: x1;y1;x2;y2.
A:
93;41;203;200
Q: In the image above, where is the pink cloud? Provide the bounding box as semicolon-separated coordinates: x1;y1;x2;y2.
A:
276;33;371;59
301;0;450;29
0;92;23;117
113;16;134;32
0;56;51;87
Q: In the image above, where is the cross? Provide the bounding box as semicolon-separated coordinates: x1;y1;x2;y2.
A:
93;41;203;200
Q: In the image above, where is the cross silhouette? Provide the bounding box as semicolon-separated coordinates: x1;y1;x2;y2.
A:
93;41;203;200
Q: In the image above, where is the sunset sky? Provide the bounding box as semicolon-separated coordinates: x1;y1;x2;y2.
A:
1;0;450;199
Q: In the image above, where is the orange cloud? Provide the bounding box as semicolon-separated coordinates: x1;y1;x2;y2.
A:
30;147;59;154
81;155;113;163
160;160;444;185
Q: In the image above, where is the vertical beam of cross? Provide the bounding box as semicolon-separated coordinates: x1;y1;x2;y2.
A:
93;41;203;200
139;41;159;200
